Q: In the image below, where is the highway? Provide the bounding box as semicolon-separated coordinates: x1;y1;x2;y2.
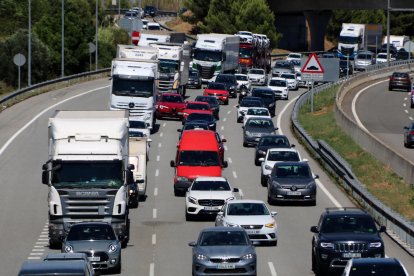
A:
0;77;413;275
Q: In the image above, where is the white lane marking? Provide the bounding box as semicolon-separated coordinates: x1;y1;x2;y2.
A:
36;241;48;245
27;257;41;260
41;232;48;235
29;253;44;256
39;235;48;238
154;188;158;196
156;155;160;161
277;95;300;135
352;80;388;133
153;208;157;219
410;117;413;121
316;179;342;208
149;263;155;276
163;122;166;127
232;171;238;179
224;145;228;151
403;103;407;107
223;118;227;122
221;126;224;131
160;132;163;137
0;85;110;156
228;157;232;164
227;110;231;114
37;238;49;241
404;97;408;100
34;245;45;248
32;249;45;252
155;169;159;177
158;142;162;148
405;110;409;114
268;262;277;276
152;234;156;245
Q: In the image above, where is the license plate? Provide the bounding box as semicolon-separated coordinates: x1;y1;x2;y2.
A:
204;206;218;211
342;253;361;258
217;264;236;269
287;191;301;196
89;256;100;262
246;230;260;234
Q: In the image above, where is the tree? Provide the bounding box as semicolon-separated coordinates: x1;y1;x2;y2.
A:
183;0;211;22
98;27;129;68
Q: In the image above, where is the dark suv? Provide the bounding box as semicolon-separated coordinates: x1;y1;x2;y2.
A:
310;208;386;275
389;72;412;92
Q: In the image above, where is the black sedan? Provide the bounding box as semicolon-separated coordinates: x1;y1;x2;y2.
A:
254;135;293;165
184;113;217;131
267;161;318;205
242;118;277;147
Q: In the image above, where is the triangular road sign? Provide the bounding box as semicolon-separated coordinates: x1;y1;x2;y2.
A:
301;53;324;74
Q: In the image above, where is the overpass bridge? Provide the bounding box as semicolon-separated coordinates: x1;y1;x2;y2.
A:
269;0;414;51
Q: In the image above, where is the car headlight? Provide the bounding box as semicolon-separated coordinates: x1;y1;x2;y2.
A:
265;165;272;170
197;254;208;260
188;196;197;204
226;197;235;201
64;244;73;253
306;182;316;189
320;242;334;249
369;242;383;248
108;244;118;253
245;131;251;136
177;176;188;182
159;105;168;109
265;222;275;228
242;253;254;260
271;181;281;188
226;222;239;227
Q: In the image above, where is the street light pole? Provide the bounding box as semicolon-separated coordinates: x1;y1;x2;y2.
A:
61;0;64;78
95;0;98;70
386;0;390;66
28;0;31;86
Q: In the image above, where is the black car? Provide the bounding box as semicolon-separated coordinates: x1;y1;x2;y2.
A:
403;122;414;147
311;208;386;275
254;135;292;165
178;121;209;140
380;44;398;57
267;161;318;205
339;60;353;77
389;72;412;92
188;69;202;89
250;87;276;116
144;5;157;17
184;113;216;131
395;49;410;61
195;95;220;119
215;73;238;98
342;257;408;276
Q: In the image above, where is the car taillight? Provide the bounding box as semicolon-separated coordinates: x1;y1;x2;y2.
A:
410;131;414;135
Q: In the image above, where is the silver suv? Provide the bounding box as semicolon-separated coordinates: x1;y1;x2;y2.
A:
354;51;375;71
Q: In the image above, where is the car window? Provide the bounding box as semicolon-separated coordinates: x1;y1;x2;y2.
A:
320;215;377;234
249;69;265;75
67;225;116;241
347;263;407;276
227;203;270;216
178;151;219;166
207;83;226;90
268;151;299;162
247;119;273;128
273;164;310;178
187;113;214;121
161;95;183;103
259;137;289;147
191;180;230;191
199;231;249;246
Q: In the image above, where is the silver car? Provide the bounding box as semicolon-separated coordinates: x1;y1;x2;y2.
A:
189;226;257;276
62;222;122;273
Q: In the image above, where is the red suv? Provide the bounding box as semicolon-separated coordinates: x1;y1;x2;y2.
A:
155;93;186;120
203;82;230;105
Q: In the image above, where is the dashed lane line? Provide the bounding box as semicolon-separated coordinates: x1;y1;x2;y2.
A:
227;110;231;114
160;132;163;137
223;118;227;122
154;188;158;196
152;234;156;245
232;171;238;179
228;157;232;164
221;126;224;131
149;263;155;276
268;262;277;276
158;142;162;148
156;155;160;161
153;209;157;219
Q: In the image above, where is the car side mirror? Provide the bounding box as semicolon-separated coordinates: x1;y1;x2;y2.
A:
302;158;308;162
170;160;176;167
222;161;228;168
310;226;319;233
241;126;245;129
258;158;265;162
188;241;196;247
271;211;278;217
314;174;319;179
127;164;135;171
233;188;239;193
147;138;152;143
291;144;295;147
222;138;227;143
177;129;182;132
42;170;49;185
404;126;409;130
275;127;279;130
379;225;386;232
236;105;239;108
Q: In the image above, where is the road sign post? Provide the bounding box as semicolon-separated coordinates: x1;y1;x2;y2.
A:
301;53;325;113
13;53;26;90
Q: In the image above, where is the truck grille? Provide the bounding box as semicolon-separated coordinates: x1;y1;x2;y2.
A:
198;199;225;206
335;242;367;253
158;80;174;92
196;64;215;80
59;190;115;217
114;102;149;117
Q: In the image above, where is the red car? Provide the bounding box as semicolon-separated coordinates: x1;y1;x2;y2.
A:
155;93;186;120
203;82;229;105
180;101;213;120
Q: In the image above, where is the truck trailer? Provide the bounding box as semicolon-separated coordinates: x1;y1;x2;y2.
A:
41;110;133;247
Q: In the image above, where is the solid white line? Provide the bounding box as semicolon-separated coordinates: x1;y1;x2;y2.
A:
158;143;162;148
410;117;413;121
155;169;159;177
277;95;300;135
268;262;277;276
149;263;155;276
0;85;109;156
154;188;158;196
163;122;166;127
316;179;342;208
228;157;232;164
405;110;409;114
156;155;160;161
223;118;227;122
153;209;157;219
160;132;163;137
232;171;238;179
227;110;231;114
352;80;388;133
221;126;224;131
152;234;156;245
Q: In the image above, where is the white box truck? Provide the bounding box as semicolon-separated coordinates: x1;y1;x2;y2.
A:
192;33;240;82
338;23;365;59
383;35;410;50
41;110;133;247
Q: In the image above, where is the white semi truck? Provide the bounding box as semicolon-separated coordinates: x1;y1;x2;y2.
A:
383;35;410;50
41;110;133;247
110;46;159;130
338;23;365;59
192;33;240;82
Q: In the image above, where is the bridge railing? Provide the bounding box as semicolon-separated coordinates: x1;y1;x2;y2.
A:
291;59;414;255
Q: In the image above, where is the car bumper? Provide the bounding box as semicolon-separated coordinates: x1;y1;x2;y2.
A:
316;250;384;270
244;135;263;145
250;79;265;85
269;187;316;202
389;82;410;90
77;250;121;271
156;109;183;119
273;91;288;99
243;228;277;243
187;80;201;88
193;259;256;276
186;201;224;216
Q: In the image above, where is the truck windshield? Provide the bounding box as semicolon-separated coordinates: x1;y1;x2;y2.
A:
339;36;360;44
51;161;124;189
178;151;219;166
194;50;222;62
159;60;179;74
239;48;252;58
112;76;153;98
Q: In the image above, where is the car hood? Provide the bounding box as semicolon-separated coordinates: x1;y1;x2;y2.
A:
188;190;234;199
204;89;228;95
157;102;186;108
225;215;273;225
177;166;222;178
196;245;254;257
248;74;265;79
272;178;313;185
319;233;382;243
246;127;274;134
67;240;116;252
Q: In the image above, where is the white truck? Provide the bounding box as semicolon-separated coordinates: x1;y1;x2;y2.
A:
149;42;190;95
138;30;171;46
41;110;133;247
192;33;240;82
383;35;410;50
128;135;150;206
338;23;365;59
110;46;159;130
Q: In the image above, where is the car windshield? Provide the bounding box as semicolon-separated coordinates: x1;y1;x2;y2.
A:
216;75;235;83
247;119;274;128
187;113;214;122
193;49;222;62
129;120;147;129
357;54;373;60
274;164;311;178
269;79;287;86
247;108;269;116
191;180;230;191
259;137;290;147
249;69;264;75
227;203;270;216
196;96;218;106
281;74;295;80
67;225;116;241
268;151;299;162
239;48;252;58
199;231;249;246
347;263;406;276
252;91;274;99
236;75;248;81
183;124;209;131
321;215;377;234
160;95;183;103
112;76;153;97
178;151;219;166
186;103;209;110
240;100;263;107
159;60;179;73
207;83;226;90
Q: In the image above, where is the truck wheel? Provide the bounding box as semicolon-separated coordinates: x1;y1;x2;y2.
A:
49;238;61;249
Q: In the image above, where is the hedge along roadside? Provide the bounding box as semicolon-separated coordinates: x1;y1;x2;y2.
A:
291;60;414;256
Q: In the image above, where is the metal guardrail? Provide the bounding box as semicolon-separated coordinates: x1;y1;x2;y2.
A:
291;60;414;255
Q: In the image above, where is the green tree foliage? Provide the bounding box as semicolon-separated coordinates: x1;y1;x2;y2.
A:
183;0;211;22
390;12;414;38
98;27;129;68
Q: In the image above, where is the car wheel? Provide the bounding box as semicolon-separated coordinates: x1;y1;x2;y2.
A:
243;141;248;147
185;211;193;221
260;174;267;186
404;140;409;148
49;238;61;250
389;86;393;91
311;250;316;271
254;158;260;166
174;187;179;196
411;103;414;108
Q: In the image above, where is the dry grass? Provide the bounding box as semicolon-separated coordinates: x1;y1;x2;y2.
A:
165;17;194;34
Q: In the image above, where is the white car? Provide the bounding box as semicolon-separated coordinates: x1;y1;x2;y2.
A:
129;117;150;137
147;22;161;30
235;73;252;90
376;52;395;63
259;148;304;185
267;77;289;100
185;177;240;221
243;108;271;125
247;68;267;86
215;199;278;246
236;98;265;123
141;19;149;30
296;72;311;88
286;52;302;62
280;72;299;91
